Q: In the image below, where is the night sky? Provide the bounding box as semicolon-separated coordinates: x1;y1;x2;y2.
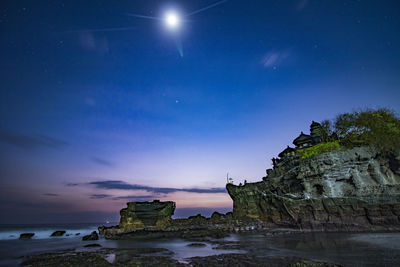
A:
0;0;399;223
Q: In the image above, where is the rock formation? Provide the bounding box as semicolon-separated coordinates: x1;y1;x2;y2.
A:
99;120;400;238
82;231;99;241
99;205;254;239
19;233;34;239
119;200;175;231
227;146;400;231
50;230;66;237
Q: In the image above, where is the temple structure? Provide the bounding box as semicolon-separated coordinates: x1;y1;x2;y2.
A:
293;132;313;148
278;146;296;158
310;121;323;144
277;121;323;161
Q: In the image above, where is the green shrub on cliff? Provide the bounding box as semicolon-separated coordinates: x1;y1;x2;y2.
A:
333;108;400;152
300;141;341;159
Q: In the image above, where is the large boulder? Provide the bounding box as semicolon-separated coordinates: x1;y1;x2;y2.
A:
119;200;176;231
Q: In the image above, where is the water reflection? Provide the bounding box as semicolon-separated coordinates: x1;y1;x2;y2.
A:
236;232;400;266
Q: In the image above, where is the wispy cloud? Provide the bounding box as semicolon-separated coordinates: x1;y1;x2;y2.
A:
111;195;162;201
262;50;291;69
78;32;109;53
0;130;68;150
92;157;114;167
90;194;113;199
89;180;226;194
89;193;161;201
296;0;309;11
43;193;59;197
65;183;79;187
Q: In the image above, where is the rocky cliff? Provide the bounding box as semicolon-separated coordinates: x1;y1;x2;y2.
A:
227;146;400;231
99;146;400;239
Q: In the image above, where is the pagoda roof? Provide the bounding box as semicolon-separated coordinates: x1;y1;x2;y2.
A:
310;120;321;128
293;131;313;146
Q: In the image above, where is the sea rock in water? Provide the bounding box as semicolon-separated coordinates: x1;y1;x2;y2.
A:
119;200;176;231
51;230;66;237
227;146;400;231
82;231;99;241
19;233;34;239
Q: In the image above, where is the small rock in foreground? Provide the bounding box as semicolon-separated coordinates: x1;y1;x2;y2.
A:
82;231;99;241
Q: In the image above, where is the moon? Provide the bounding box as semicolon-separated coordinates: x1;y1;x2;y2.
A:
165;11;180;30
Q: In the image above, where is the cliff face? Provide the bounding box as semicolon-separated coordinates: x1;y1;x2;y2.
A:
227;147;400;231
99;146;400;239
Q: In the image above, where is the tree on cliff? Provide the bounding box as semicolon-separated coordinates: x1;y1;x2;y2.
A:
316;120;335;142
333;108;400;152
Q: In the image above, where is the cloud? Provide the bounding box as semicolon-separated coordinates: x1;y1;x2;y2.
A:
92;157;114;167
89;193;161;201
89;180;227;194
111;195;162;201
90;194;113;199
78;32;109;53
65;183;79;187
262;50;291;69
0;130;68;150
43;193;59;197
85;97;96;106
296;0;309;11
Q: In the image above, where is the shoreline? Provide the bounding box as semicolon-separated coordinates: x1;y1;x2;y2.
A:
14;230;400;266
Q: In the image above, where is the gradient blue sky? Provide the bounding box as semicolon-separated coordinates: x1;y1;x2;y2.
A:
0;0;399;223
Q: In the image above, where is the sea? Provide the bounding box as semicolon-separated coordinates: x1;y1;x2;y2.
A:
1;223;400;266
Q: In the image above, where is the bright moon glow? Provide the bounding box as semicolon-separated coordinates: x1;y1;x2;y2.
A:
165;11;180;29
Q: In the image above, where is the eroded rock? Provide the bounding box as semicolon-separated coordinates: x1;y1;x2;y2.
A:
119;200;175;231
227;146;400;231
19;233;34;239
82;231;99;241
51;230;66;237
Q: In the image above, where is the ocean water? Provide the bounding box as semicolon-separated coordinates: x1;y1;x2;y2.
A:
0;223;241;266
236;232;400;266
0;223;104;266
0;223;103;240
1;224;400;266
